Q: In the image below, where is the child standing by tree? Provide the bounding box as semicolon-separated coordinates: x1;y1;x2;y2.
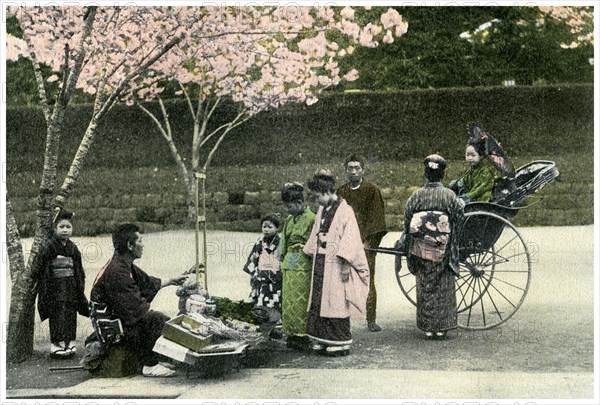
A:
35;208;89;357
280;182;316;350
243;213;282;326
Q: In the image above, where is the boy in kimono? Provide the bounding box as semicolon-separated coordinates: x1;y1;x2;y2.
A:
243;213;282;327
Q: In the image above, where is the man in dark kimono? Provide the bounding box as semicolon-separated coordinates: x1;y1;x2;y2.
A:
337;154;387;332
90;223;186;377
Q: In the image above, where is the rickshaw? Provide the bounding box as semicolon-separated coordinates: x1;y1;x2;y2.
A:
372;126;560;330
370;160;559;330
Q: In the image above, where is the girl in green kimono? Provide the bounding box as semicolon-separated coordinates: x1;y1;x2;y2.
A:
449;141;500;203
280;182;316;350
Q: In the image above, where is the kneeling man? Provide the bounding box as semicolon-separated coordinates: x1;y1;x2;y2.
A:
91;223;186;377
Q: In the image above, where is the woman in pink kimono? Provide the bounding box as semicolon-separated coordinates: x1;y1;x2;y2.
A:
303;170;370;356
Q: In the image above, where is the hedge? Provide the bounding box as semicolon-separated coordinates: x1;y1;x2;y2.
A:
7;84;593;170
6;84;594;236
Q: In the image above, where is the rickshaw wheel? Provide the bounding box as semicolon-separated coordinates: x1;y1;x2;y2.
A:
456;211;531;330
394;210;532;331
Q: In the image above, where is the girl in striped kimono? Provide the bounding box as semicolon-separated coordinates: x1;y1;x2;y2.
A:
402;155;464;339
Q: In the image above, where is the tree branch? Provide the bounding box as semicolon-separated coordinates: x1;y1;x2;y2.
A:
202;111;251;171
95;34;184;122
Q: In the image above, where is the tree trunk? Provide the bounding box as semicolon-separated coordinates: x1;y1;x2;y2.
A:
6;195;25;285
55;114;100;207
6;196;37;362
187;173;197;225
6;8;98;362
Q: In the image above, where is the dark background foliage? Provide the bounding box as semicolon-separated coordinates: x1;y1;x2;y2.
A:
7;85;594;235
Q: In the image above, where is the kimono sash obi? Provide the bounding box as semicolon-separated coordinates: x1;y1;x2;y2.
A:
51;256;75;278
258;249;280;273
409;210;451;263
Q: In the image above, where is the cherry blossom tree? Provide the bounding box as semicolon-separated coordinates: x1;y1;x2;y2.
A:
5;5;407;361
133;6;408;223
5;5;202;361
538;6;594;49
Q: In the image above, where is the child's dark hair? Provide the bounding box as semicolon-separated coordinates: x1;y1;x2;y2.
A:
423;154;446;182
53;207;74;225
281;182;305;203
261;213;281;229
112;223;141;254
344;153;365;169
307;170;336;194
467;140;486;157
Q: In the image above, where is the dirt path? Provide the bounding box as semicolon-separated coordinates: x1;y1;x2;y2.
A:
5;226;594;390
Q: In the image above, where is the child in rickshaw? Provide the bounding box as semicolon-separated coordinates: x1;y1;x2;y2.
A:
448;139;501;204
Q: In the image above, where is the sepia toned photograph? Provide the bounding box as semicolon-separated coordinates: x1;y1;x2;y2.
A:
1;1;597;403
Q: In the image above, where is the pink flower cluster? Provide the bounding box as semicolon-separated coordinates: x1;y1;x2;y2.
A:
8;6;409;115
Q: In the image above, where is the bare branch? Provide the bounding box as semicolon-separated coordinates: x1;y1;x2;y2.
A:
57;43;70;107
95;34;184;121
202;110;251;171
139;101;191;191
139;102;169;139
159;98;174;141
23;39;51;123
178;81;196;119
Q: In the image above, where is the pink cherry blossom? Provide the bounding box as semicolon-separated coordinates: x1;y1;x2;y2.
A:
341;7;355;20
343;69;359;82
381;8;403;30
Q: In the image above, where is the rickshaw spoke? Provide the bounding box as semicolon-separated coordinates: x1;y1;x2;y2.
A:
465;274;479;327
485;251;528;267
462;249;484;267
480;254;509;268
491;233;521;257
480;273;518;309
399;272;413;279
456;270;475;292
457;275;476;310
477;277;487;327
483;269;529;274
482;273;527;291
404;283;416;296
456;285;469;311
481;276;504;322
478;215;494;264
480;247;528;269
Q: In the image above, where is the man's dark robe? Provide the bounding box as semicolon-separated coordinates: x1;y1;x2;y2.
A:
90;255;166;366
337;180;387;323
